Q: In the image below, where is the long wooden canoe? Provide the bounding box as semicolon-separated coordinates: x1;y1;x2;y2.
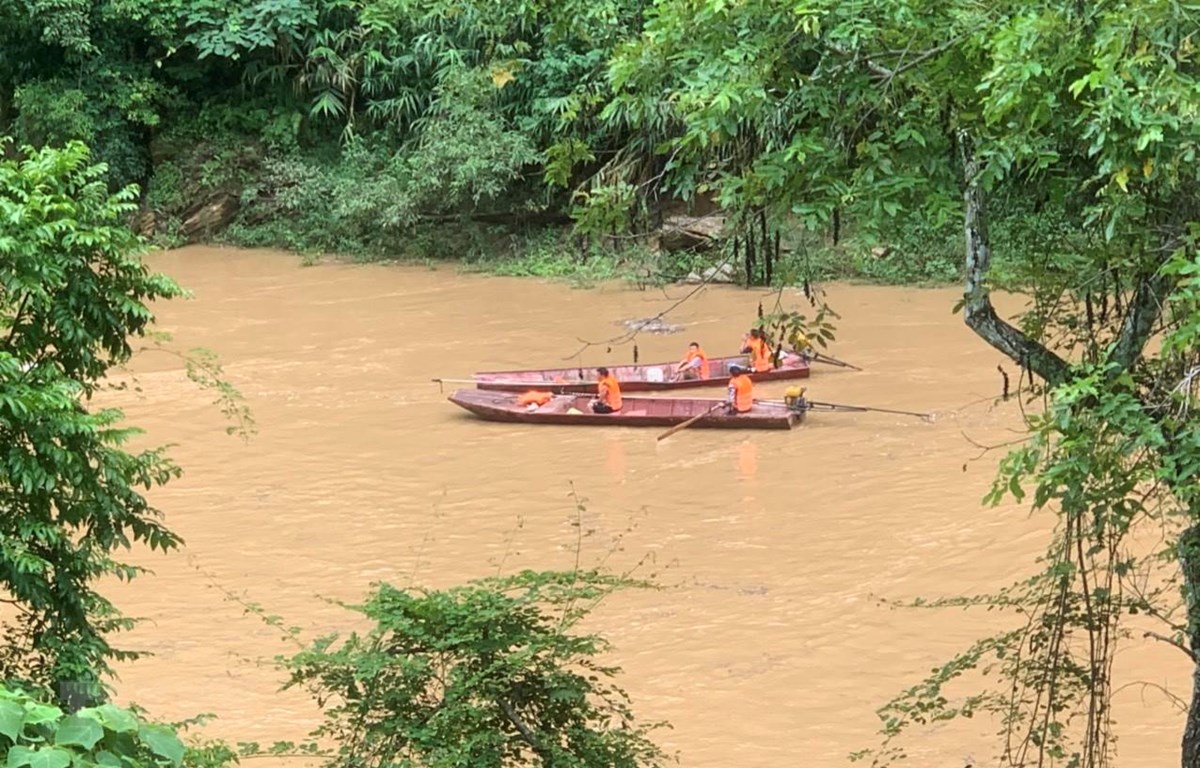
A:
471;353;811;393
447;389;805;430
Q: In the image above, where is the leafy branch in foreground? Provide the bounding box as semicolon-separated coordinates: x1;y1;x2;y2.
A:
198;490;673;768
855;360;1198;767
280;569;671;768
0;138;255;707
131;333;257;442
0;683;188;768
0;139;186;705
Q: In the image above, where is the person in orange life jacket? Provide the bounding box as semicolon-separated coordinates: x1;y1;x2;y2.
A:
741;328;773;373
592;367;623;414
673;341;710;381
726;364;754;414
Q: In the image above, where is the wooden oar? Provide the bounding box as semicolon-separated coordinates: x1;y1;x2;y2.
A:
807;351;862;371
758;398;933;422
432;376;584;391
656;402;726;441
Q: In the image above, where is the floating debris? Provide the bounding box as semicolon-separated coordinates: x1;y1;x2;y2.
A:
616;317;685;334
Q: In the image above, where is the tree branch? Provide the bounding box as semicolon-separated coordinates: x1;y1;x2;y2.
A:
499;698;554;764
1143;630;1196;662
1109;269;1174;370
825;36;964;83
883;36;965;79
824;42;894;79
1177;521;1200;765
4;293;28;348
959;132;1071;386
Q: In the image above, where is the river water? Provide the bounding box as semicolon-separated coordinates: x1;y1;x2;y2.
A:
103;246;1184;766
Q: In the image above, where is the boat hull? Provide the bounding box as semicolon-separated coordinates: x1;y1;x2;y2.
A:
448;389;803;429
473;354;811;393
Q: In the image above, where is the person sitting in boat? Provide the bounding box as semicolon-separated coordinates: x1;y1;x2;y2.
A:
673;341;710;381
741;328;774;373
592;367;623;414
726;364;754;415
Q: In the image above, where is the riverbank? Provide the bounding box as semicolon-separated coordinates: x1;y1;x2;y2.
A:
169;223;969;291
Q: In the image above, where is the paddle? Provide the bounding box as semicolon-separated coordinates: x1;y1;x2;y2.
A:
758;398;934;422
806;351;862;371
656;402;726;441
431;376;582;392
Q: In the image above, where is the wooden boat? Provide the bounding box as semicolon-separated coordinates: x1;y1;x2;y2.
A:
471;353;811;393
447;389;805;430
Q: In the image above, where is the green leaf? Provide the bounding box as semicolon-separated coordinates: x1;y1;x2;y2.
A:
54;715;104;750
20;748;70;768
92;753;121;768
22;704;62;726
87;706;137;734
0;700;25;741
7;746;34;768
138;725;184;767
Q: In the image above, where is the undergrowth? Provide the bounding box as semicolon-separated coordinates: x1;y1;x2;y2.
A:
141;111;1074;289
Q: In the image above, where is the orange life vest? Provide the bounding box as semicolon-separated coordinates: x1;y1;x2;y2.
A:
748;337;772;373
729;374;754;413
680;348;710;378
598;374;623;411
517;390;553;407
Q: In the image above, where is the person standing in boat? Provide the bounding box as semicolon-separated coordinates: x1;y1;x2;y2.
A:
741;328;774;373
592;367;623;414
673;341;710;381
726;364;754;414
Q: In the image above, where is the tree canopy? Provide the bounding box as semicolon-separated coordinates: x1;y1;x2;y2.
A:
0;140;185;704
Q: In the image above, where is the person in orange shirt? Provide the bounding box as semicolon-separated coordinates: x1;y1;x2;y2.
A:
673;341;710;381
592;367;623;414
740;328;773;373
726;364;754;414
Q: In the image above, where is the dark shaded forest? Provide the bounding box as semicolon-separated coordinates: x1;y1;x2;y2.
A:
0;0;1081;285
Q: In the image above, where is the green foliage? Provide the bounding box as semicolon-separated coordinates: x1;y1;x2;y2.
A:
12;83;94;148
858;363;1182;766
0;140;182;386
283;570;671;768
183;0;317;61
0;683;191;768
0;139;248;702
755;300;840;362
460;230;636;288
28;0;94;55
0;139;182;699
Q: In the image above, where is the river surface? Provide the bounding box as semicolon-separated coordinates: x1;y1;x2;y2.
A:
104;246;1184;766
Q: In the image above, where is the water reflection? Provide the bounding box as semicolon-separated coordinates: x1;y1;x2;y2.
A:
606;437;627;484
737;439;758;484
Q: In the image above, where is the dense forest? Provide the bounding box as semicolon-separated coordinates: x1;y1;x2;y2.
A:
0;0;1081;284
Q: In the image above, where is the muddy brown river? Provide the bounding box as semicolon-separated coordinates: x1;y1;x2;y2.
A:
103;246;1184;766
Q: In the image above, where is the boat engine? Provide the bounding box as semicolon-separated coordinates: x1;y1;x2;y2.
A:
783;385;808;412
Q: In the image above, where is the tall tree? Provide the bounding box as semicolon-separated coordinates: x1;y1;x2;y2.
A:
0;139;185;706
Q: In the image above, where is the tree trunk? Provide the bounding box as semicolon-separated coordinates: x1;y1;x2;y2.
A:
745;218;756;287
958;132;1070;386
1180;523;1200;767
